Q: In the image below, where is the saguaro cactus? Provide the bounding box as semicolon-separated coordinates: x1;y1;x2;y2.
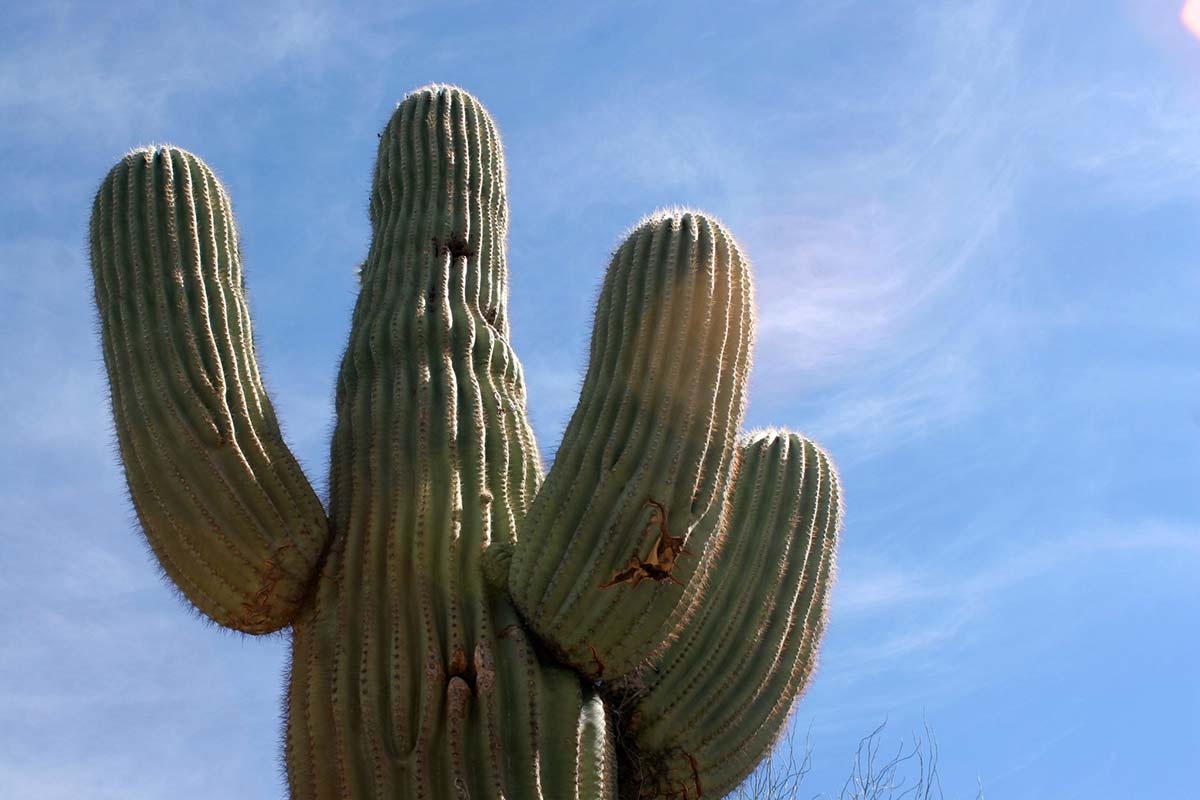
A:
89;84;842;799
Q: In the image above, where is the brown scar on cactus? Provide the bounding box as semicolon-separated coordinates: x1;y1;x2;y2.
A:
237;544;295;630
588;643;607;678
599;497;693;589
685;751;703;799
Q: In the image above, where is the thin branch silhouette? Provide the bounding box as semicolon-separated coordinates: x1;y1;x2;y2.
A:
731;719;983;800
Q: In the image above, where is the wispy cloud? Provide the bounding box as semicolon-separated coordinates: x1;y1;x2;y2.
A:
1043;84;1200;203
749;1;1021;357
793;343;982;462
796;517;1200;747
500;0;1028;457
0;238;111;467
747;0;1200;454
0;2;420;146
830;518;1200;665
839;517;1200;609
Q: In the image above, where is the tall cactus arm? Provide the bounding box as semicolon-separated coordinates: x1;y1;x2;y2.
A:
615;430;842;799
507;210;754;680
89;147;331;634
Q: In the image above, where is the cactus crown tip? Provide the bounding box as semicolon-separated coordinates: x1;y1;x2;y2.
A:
109;145;218;183
382;84;498;141
122;143;195;160
621;206;735;244
641;205;716;224
744;427;788;445
399;83;483;108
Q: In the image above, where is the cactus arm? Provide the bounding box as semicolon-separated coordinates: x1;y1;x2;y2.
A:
89;147;330;634
508;210;754;680
617;431;842;799
576;689;619;799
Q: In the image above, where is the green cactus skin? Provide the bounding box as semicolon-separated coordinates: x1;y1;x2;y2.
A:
616;431;841;799
89;84;842;800
89;145;331;634
507;211;753;681
578;689;620;798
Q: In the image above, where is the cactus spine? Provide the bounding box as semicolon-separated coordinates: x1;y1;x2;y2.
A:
89;85;842;799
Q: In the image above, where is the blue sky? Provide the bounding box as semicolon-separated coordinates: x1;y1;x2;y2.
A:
2;1;1197;797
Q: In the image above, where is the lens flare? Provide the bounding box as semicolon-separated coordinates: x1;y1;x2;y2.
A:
1184;0;1200;40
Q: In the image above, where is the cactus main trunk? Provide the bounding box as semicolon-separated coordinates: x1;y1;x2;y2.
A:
286;87;590;798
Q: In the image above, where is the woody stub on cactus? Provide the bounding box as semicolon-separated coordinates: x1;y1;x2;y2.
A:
89;84;842;799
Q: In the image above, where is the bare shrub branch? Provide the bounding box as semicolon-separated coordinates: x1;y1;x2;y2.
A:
730;718;983;800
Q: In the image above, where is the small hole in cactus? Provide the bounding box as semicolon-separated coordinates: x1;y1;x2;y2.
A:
431;234;475;260
447;646;477;693
447;233;473;259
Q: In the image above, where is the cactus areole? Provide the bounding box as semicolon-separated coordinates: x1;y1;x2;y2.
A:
89;85;843;800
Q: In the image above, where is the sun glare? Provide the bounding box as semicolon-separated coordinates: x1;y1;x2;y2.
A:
1183;0;1200;40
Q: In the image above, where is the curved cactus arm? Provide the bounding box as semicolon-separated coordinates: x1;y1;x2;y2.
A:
89;147;330;634
617;431;842;799
506;210;755;680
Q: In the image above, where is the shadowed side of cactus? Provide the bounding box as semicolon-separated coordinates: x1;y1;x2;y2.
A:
89;83;842;800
